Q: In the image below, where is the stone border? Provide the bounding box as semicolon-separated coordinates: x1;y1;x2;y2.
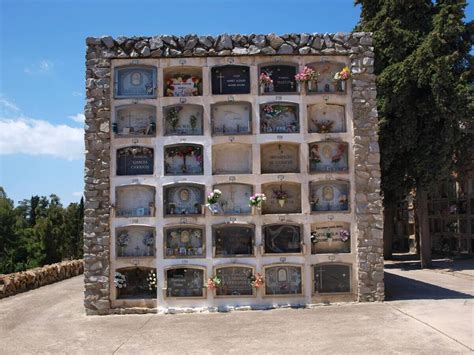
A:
0;260;84;299
84;32;383;315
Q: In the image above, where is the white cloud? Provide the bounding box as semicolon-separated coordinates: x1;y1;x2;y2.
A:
72;191;83;197
0;96;20;115
68;113;85;123
0;118;84;160
24;60;54;74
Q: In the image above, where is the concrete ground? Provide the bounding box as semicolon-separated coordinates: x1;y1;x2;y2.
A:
0;259;472;354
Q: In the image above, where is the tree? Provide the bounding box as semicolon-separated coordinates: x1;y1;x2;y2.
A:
355;0;472;267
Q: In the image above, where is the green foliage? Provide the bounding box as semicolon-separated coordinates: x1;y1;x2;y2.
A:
0;188;84;275
355;0;472;197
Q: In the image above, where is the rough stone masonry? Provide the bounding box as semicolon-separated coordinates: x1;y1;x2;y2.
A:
84;32;383;315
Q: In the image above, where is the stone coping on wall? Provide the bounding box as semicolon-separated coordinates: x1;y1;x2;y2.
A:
0;260;84;299
84;32;383;315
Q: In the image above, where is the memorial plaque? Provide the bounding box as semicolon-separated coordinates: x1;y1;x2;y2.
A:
310;181;349;212
314;264;351;293
261;183;302;215
116;185;155;217
211;65;250;95
213;144;252;175
116;226;155;257
261;143;299;174
214;225;254;257
308;104;346;133
116;268;156;299
115;105;156;136
309;142;348;173
265;266;302;295
163;105;203;136
165;74;202;97
213;183;252;215
263;225;302;254
166;268;204;297
115;67;156;98
311;223;351;254
212;102;252;135
215;266;254;296
164;145;204;175
164;184;204;216
260;65;297;93
165;227;205;258
260;103;299;133
117;147;154;176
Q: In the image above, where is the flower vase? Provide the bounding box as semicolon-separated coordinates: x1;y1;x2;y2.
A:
260;83;266;93
307;80;317;92
340;80;346;92
252;206;261;215
147;245;153;257
208;203;223;214
119;246;125;257
278;198;286;207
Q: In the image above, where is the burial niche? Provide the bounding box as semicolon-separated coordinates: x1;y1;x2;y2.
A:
310;222;351;254
307;104;346;133
261;182;302;215
164;226;205;258
164;144;204;175
259;64;297;94
116;146;154;176
212;183;253;215
115;185;155;217
213;224;255;257
211;102;252;135
261;142;300;174
164;184;204;216
314;264;351;293
215;265;254;297
163;105;203;136
115;226;155;257
114;105;156;136
264;265;303;296
263;224;303;255
212;143;252;175
115;267;157;299
211;65;251;95
114;66;156;98
165;267;205;298
308;62;347;93
310;181;350;212
309;142;349;173
163;67;202;97
260;103;299;133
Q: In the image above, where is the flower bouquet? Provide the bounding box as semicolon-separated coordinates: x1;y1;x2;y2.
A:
273;189;288;207
206;189;223;214
314;119;334;133
143;232;154;256
249;273;264;289
333;66;351;92
147;271;157;291
295;66;319;92
339;229;350;242
117;232;129;257
206;275;222;290
249;193;266;210
166;106;182;132
114;272;127;289
259;71;273;93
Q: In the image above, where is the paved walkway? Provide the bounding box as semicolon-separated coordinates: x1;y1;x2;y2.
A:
0;261;472;354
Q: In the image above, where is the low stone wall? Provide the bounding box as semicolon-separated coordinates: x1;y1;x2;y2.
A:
0;260;84;299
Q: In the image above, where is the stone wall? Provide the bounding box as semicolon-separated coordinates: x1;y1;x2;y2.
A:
0;260;84;299
84;32;384;315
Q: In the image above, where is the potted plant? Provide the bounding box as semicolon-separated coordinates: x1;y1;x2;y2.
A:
206;189;223;214
249;193;266;213
259;71;273;93
273;188;288;207
333;66;352;92
295;66;319;92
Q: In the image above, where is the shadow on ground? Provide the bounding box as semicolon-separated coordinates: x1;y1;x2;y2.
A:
384;271;474;301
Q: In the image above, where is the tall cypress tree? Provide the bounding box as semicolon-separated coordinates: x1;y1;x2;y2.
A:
356;0;472;266
355;0;433;259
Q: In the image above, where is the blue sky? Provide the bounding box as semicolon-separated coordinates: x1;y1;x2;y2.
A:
0;0;472;206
